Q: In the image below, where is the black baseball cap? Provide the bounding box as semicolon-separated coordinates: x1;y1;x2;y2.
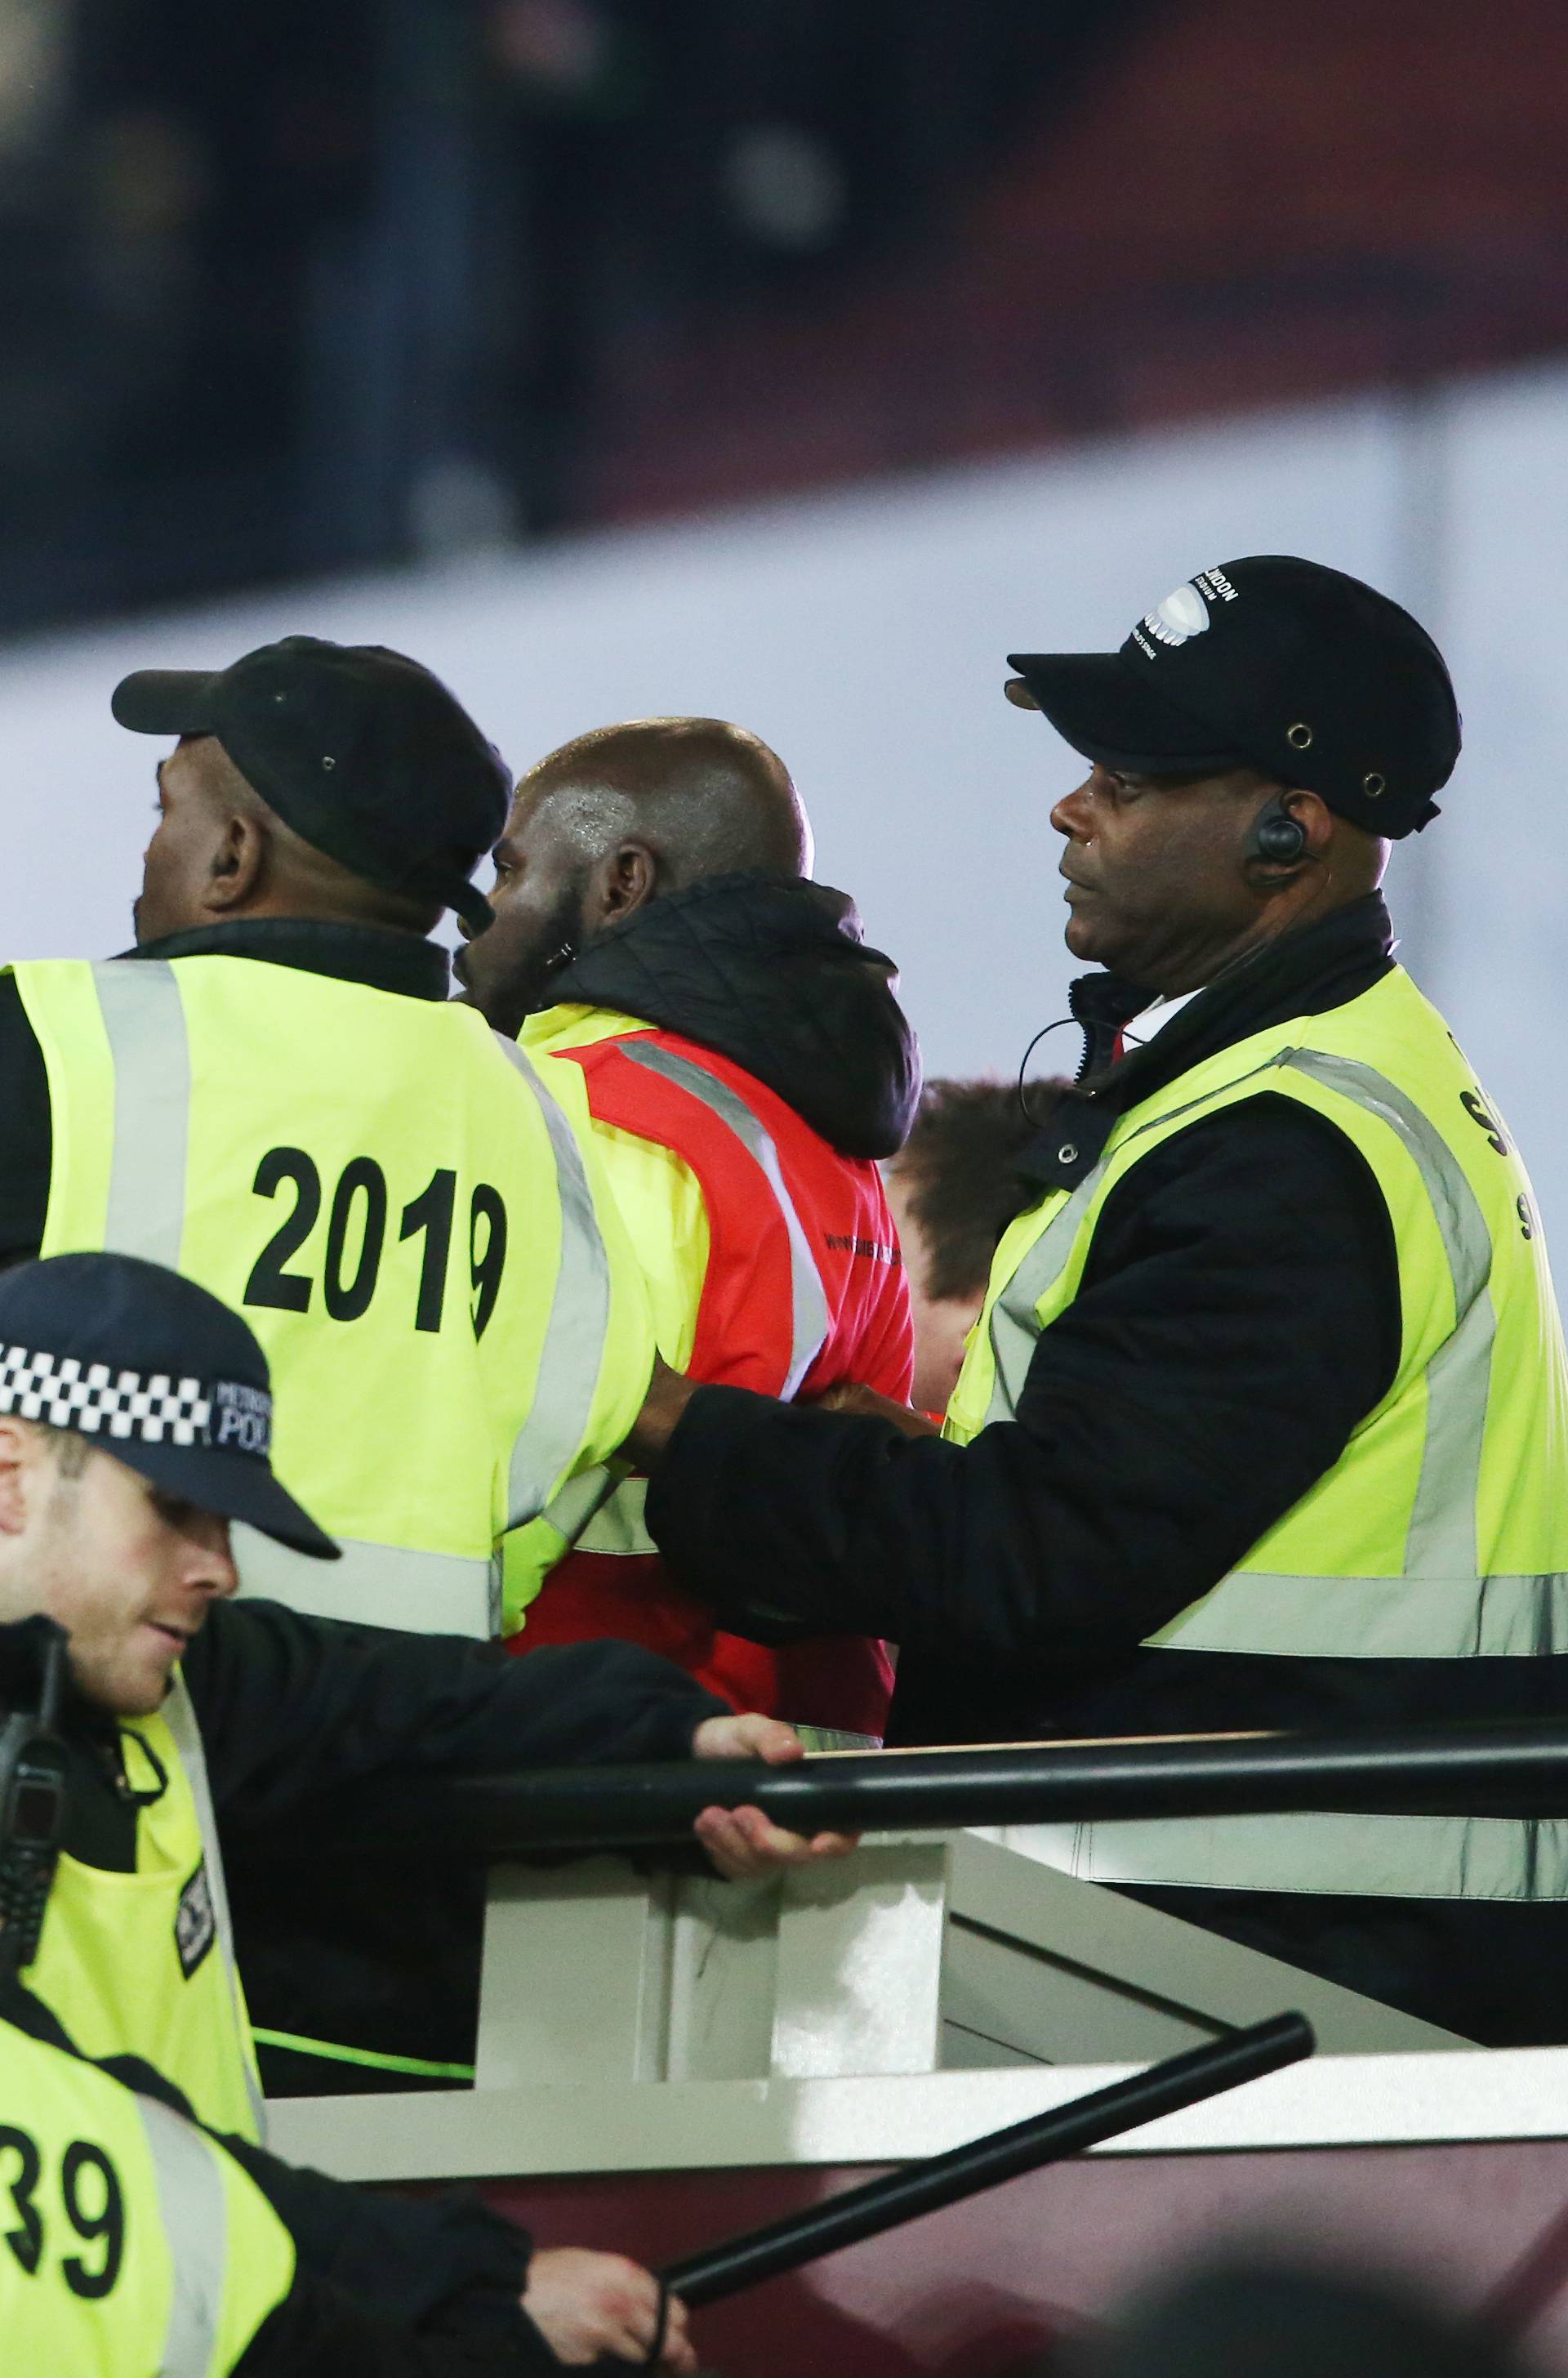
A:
111;636;510;932
0;1254;337;1559
1004;556;1461;838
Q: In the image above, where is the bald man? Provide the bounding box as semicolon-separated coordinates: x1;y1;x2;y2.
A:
457;718;918;1742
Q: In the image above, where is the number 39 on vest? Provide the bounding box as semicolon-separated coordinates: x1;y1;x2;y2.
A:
0;2011;295;2377
9;957;655;1640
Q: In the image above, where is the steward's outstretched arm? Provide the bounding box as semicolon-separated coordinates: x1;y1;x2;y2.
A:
185;1603;728;1824
640;1098;1399;1664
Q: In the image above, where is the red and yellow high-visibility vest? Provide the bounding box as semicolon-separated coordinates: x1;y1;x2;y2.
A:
503;1005;911;1740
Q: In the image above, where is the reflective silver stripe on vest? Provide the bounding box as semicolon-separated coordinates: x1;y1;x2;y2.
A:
538;1462;625;1550
577;1473;656;1555
91;961;189;1265
617;1039;831;1398
535;1466;653;1559
1289;1050;1495;1582
983;1052;1296;1428
983;1159;1110;1428
162;1678;267;2144
137;2092;229;2378
1143;1568;1568;1658
1152;1048;1506;1657
497;1038;612;1531
530;1466;660;1559
232;1524;496;1638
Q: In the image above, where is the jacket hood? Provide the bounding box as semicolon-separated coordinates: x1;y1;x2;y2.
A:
541;873;921;1158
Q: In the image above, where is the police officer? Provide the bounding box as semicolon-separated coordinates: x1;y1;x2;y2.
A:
628;556;1568;2046
0;635;654;1641
0;1979;707;2374
0;1252;850;2119
0;2004;303;2378
0;1631;701;2376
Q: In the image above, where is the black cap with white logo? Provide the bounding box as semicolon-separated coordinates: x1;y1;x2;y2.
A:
1004;555;1461;838
0;1255;337;1559
111;636;510;932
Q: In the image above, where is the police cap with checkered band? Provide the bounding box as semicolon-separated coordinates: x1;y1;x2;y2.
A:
1004;555;1461;838
0;1254;337;1559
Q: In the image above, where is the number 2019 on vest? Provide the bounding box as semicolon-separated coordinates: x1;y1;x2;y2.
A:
243;1149;507;1337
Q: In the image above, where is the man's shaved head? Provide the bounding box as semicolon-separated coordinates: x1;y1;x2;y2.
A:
524;718;812;885
456;717;815;1033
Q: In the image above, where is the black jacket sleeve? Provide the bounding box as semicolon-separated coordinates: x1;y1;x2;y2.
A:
238;2273;559;2378
213;2130;536;2346
182;1599;729;1827
0;974;51;1269
645;1096;1401;1662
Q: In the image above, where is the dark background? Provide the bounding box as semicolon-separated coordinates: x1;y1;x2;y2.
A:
4;0;1567;635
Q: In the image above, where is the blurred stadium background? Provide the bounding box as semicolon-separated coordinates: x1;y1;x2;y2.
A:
4;1;1568;1214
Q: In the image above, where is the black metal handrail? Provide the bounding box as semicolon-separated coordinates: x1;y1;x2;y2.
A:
332;1715;1568;1857
659;2012;1315;2307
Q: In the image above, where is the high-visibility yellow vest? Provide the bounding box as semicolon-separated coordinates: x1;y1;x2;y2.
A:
945;964;1568;1902
0;2011;295;2377
503;1005;716;1626
25;1679;264;2144
11;957;655;1640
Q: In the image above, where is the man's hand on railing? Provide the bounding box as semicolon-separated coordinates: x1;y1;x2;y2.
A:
689;1712;859;1879
522;2247;696;2371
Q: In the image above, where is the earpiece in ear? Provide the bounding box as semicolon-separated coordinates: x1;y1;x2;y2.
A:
1246;793;1309;868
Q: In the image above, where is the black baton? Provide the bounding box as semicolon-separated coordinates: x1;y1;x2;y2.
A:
659;2010;1314;2309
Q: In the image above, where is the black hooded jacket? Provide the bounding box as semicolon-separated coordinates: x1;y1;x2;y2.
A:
541;873;920;1160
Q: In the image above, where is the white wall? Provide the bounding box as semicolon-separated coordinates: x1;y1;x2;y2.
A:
2;365;1566;1223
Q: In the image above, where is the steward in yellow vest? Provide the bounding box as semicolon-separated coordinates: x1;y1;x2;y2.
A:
630;558;1568;2045
0;634;655;1640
